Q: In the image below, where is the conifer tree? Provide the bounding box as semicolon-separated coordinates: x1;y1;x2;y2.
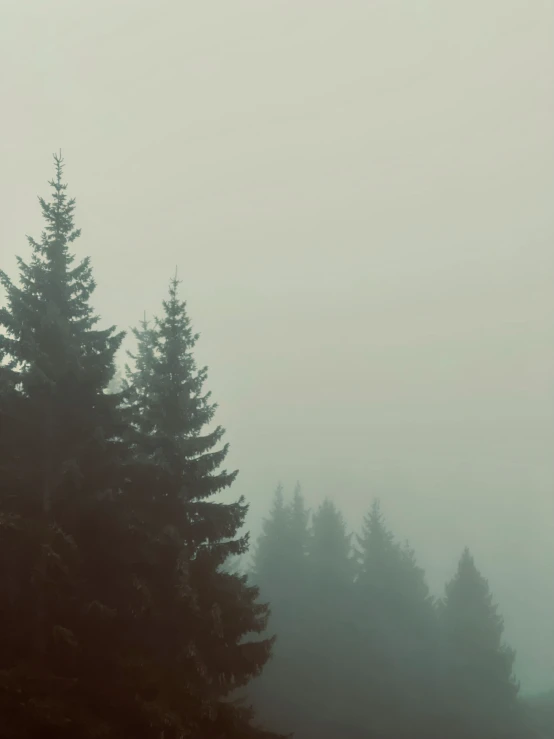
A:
309;498;352;591
440;548;524;739
251;483;290;597
303;499;355;735
124;274;281;737
353;500;439;738
248;484;311;737
355;500;397;588
251;483;309;606
0;153;125;515
0;155;135;737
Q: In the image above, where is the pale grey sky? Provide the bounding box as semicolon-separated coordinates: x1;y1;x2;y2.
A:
1;0;553;692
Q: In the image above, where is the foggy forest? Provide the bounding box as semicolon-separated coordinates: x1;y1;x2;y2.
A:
1;2;553;738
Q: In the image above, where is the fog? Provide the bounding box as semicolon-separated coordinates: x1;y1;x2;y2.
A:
1;0;553;699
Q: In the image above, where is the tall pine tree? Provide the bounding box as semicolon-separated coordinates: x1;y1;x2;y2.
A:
0;153;125;518
123;273;281;737
0;154;135;737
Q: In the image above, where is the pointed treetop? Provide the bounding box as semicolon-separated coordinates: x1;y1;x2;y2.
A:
125;273;236;500
444;549;502;633
357;498;395;552
0;154;123;387
262;483;289;533
310;498;352;581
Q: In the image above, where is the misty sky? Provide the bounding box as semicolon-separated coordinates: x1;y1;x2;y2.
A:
1;0;553;693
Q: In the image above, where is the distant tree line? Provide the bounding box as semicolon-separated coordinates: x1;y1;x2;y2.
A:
248;484;551;739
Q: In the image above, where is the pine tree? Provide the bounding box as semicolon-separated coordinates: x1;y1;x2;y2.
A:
440;548;524;739
251;483;309;608
355;499;397;589
352;500;439;738
309;498;352;591
0;154;133;736
0;153;125;515
123;273;282;737
248;484;312;737
251;484;290;599
303;499;355;735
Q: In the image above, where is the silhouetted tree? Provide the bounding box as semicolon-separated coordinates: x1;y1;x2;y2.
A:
251;483;290;599
440;548;525;739
250;490;536;739
0;154;128;737
302;498;357;736
309;498;353;610
251;482;310;617
123;273;281;737
352;500;439;738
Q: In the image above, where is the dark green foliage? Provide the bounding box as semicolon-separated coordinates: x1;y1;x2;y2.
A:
0;157;280;737
121;273;280;737
0;155;126;516
0;154;130;737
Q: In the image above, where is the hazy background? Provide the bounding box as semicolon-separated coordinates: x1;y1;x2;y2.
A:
1;0;553;693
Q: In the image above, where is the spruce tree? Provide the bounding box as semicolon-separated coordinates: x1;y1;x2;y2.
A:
0;153;125;516
251;484;290;599
353;500;439;738
350;500;400;735
248;484;311;738
303;499;355;735
251;483;309;609
309;498;352;591
0;157;280;738
124;274;281;738
0;154;134;736
440;548;524;739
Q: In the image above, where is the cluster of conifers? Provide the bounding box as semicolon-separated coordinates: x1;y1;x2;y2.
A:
247;485;530;738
